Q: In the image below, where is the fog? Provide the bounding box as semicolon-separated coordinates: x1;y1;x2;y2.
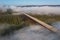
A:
0;22;60;40
0;6;60;15
11;6;60;15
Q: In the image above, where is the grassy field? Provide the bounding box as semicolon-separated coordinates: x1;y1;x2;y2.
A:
0;15;26;36
29;14;60;24
0;14;60;36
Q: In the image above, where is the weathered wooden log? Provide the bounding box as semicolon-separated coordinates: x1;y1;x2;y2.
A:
24;13;60;33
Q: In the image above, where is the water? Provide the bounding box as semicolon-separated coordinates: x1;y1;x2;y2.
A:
0;22;60;40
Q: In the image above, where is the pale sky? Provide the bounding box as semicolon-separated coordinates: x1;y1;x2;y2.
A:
0;0;60;5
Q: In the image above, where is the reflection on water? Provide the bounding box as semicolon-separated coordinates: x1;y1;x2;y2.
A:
0;22;60;40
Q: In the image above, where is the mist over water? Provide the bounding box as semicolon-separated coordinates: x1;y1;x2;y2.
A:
0;22;60;40
11;6;60;15
0;5;60;40
1;6;60;15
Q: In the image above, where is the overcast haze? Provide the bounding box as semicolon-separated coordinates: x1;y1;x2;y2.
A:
10;6;60;15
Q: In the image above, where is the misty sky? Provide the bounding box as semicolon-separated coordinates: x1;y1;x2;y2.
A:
0;0;60;5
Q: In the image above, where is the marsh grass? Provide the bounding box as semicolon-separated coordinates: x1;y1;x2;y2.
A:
0;14;60;36
29;14;60;24
0;15;26;36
